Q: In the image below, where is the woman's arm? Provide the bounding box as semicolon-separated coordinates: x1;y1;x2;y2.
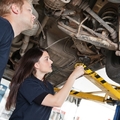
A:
41;66;84;107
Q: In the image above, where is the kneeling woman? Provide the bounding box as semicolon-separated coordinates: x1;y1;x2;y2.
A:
5;47;84;120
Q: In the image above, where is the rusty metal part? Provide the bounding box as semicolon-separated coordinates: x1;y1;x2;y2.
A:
92;0;108;13
70;0;82;6
79;1;117;40
58;21;118;50
62;10;76;16
108;0;120;3
96;4;118;43
115;51;120;56
72;39;96;54
77;34;117;50
77;53;104;66
35;16;49;38
44;0;71;10
64;15;115;46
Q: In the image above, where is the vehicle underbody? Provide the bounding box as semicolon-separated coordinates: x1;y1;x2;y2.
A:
3;0;120;87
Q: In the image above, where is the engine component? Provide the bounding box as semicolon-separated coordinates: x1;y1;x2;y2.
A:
96;3;118;42
79;1;117;40
108;0;120;3
44;0;71;10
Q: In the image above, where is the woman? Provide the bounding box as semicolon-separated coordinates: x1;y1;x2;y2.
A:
5;47;84;120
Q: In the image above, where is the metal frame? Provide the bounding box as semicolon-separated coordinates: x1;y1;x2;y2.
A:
54;63;120;105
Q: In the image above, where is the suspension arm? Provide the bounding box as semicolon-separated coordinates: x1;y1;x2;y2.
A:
58;22;118;50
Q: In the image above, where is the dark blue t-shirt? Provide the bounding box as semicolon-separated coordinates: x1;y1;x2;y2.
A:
0;17;14;81
9;75;54;120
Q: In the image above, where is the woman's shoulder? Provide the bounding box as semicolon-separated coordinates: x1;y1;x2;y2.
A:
21;76;38;86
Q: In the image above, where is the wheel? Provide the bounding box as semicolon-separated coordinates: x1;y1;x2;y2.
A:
105;50;120;84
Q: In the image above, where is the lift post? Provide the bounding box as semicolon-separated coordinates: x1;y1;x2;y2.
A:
54;63;120;105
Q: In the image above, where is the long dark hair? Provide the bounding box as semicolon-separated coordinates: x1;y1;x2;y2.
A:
5;47;47;110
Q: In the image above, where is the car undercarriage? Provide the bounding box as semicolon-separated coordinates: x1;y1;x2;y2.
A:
3;0;120;87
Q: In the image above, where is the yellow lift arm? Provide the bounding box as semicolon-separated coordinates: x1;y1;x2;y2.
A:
54;63;120;105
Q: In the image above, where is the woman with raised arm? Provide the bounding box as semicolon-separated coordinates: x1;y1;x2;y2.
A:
6;47;84;120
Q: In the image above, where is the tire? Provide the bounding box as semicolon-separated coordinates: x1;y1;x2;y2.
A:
105;50;120;84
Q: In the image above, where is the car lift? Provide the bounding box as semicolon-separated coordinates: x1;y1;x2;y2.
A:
54;63;120;105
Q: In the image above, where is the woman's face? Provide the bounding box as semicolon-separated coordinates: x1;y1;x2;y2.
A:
35;51;53;74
